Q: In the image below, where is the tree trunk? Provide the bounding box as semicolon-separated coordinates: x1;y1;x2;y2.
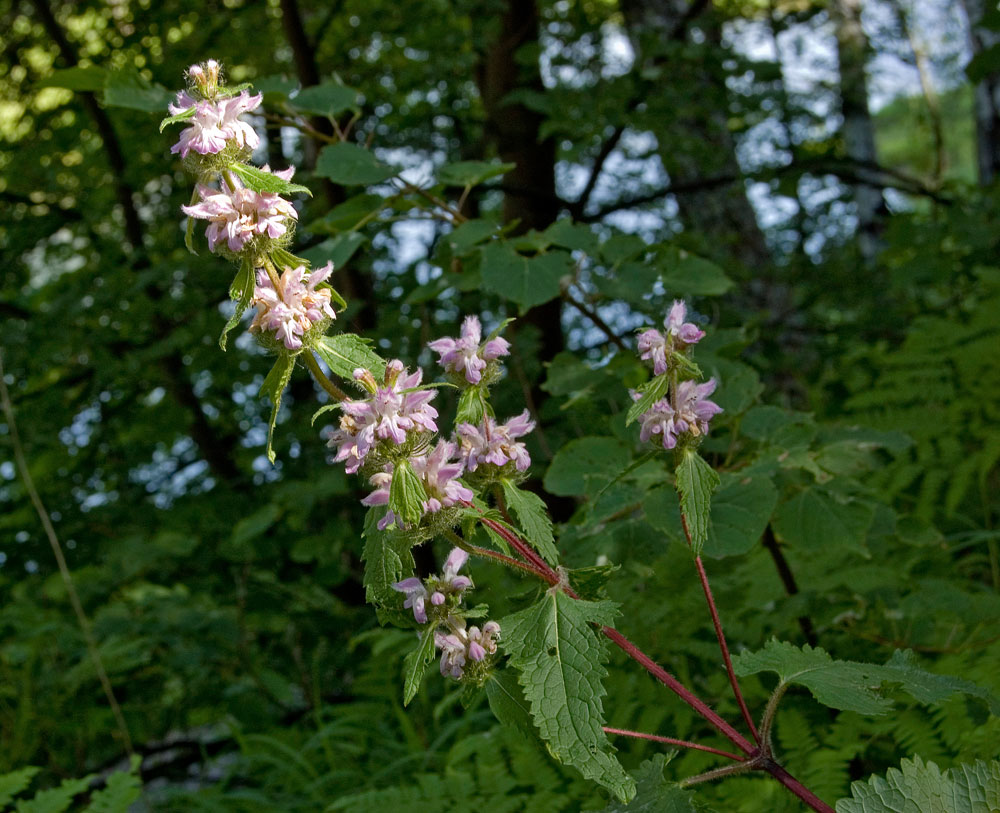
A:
960;0;1000;185
620;0;772;273
830;0;887;262
477;0;564;361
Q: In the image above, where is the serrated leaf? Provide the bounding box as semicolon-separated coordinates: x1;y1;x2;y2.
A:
479;243;571;313
733;639;1000;717
703;473;778;558
389;458;427;526
655;247;734;295
456;384;487;425
675;450;720;556
626;374;670;426
260;352;296;464
228;163;313;197
836;756;1000;813
436;160;515;187
772;487;874;554
219;256;255;350
158;105;196;132
85;755;142;813
602;754;699;813
567;564;620;600
314;334;386;381
361;508;414;607
36;66;108;92
500;479;558;565
290;82;359;117
500;592;635;802
402;626;437;706
0;767;39;806
16;774;92;813
544;436;632;497
486;669;536;735
315;142;399;185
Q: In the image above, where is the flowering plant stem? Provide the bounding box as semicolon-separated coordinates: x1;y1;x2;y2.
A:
300;351;347;402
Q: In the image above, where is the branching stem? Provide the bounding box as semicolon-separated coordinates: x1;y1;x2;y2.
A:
301;351;348;402
603;726;744;762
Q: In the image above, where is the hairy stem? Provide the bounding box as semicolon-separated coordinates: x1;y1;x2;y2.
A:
603;726;744;762
301;351;348;402
444;529;546;579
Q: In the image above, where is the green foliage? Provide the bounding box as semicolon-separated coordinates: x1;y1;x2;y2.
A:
0;757;140;812
733;640;999;716
260;351;296;463
500;480;558;565
314;333;387;382
219;255;255;350
675;450;720;556
479;243;572;313
228;162;313;196
402;625;437;706
315;143;399;185
835;756;1000;813
601;755;702;813
289;82;359;117
500;592;634;802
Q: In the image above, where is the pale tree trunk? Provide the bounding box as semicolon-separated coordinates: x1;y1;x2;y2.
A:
960;0;1000;185
619;0;772;273
830;0;887;263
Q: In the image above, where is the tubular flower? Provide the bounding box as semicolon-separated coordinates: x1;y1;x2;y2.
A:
637;299;705;375
360;467;398;530
249;262;336;351
674;379;723;437
456;410;534;472
181;167;297;254
635;394;681;451
326;361;439;474
427;547;473;605
392;573;429;624
169;89;262;159
428;315;510;384
435;620;500;679
412;441;474;514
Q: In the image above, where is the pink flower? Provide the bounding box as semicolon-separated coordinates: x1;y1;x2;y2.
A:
326;361;439;474
636;396;680;450
412;441;474;513
674;378;723;437
181;167;297;254
428;315;510;384
169;90;262;158
435;620;500;679
637;300;705;375
249;262;336;351
392;574;429;624
456;410;534;472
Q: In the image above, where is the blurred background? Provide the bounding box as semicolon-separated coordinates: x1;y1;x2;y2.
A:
2;0;999;809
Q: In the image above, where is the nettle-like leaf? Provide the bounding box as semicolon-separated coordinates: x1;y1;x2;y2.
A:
260;352;296;463
219;256;254;350
601;754;702;813
626;374;670;426
479;242;572;313
402;626;437;706
486;669;536;735
500;479;558;565
361;508;414;607
733;640;1000;716
314;333;387;382
500;592;635;802
456;384;488;424
675;449;720;555
86;755;142;813
315;142;399;185
436;160;515;187
0;767;40;806
228;162;313;197
289;81;359;117
389;458;428;526
772;486;875;554
836;756;1000;813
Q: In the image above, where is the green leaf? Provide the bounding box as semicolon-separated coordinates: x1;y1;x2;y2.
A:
772;487;874;554
544;437;632;497
479;243;572;313
601;754;699;813
228;163;313;197
0;767;39;806
655;246;734;295
253;73;299;101
402;626;437;706
486;669;536;735
260;352;296;464
36;66;108;91
290;82;359;117
733;640;1000;717
299;233;366;271
456;384;487;425
158;105;196;132
16;774;92;813
315;142;399;185
567;564;620;600
102;70;173;112
675;450;720;556
704;472;778;558
500;479;558;565
313;193;386;232
219;256;255;350
361;509;414;607
436;160;515;187
966;44;1000;84
445;219;501;254
500;592;634;802
314;334;387;381
85;755;142;812
625;374;670;426
836;756;1000;813
388;458;427;526
544;219;600;255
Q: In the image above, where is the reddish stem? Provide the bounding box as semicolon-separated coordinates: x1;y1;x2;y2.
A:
603;726;745;762
764;760;836;813
479;516;557;581
679;509;760;743
601;626;755;755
